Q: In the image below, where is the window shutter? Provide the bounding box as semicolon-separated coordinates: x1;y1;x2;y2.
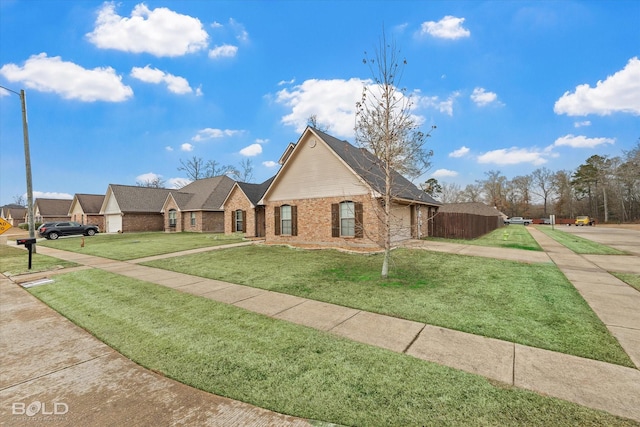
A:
242;210;247;233
291;205;298;236
274;206;280;235
231;211;235;232
331;203;339;237
355;202;364;238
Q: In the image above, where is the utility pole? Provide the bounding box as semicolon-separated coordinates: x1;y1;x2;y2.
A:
1;86;35;243
20;90;35;240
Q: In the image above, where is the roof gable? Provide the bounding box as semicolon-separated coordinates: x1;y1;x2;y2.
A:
102;185;172;213
72;194;105;214
35;198;73;216
171;175;235;211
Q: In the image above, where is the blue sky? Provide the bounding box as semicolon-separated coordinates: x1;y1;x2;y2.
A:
1;0;638;206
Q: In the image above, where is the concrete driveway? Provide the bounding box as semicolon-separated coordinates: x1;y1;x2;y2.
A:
558;224;640;254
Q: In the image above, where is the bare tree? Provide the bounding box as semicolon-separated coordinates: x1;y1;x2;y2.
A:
137;176;166;188
477;170;507;211
12;194;26;206
439;182;463;203
178;157;237;181
233;158;255;182
460;183;482;202
531;167;554;216
307;115;330;133
355;32;435;278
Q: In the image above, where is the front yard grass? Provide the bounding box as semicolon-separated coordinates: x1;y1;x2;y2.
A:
37;232;245;260
426;225;542;251
28;270;637;427
536;227;626;254
0;245;78;276
143;245;632;367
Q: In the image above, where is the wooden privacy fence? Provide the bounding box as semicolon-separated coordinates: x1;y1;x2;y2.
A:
432;212;504;240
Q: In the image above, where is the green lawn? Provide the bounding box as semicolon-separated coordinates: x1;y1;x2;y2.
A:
28;270;637;427
612;272;640;292
37;232;245;260
0;245;78;276
536;227;626;255
426;225;542;251
143;245;632;366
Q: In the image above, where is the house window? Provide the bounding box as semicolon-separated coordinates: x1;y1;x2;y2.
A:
190;212;196;227
235;210;243;232
340;201;355;237
169;209;177;227
332;202;363;238
281;205;292;235
274;205;297;236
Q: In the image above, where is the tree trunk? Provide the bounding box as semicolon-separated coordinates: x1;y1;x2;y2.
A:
603;185;608;223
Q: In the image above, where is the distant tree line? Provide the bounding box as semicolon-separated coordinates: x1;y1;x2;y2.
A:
427;139;640;223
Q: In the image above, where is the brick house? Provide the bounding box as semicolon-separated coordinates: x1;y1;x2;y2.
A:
221;177;274;237
161;176;235;233
259;127;441;249
0;204;27;226
100;185;173;233
69;194;105;230
34;198;72;223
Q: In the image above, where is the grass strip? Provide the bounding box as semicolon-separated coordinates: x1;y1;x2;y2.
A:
0;245;78;276
38;232;245;260
29;270;637;427
426;225;542;251
143;246;632;367
611;272;640;292
535;228;626;254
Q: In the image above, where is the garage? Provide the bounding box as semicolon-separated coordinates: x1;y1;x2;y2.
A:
105;214;122;233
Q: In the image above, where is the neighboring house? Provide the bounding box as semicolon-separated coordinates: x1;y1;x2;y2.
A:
100;185;173;233
258;127;441;248
34;198;72;223
1;204;27;226
222;177;274;237
161;176;235;233
69;194;105;230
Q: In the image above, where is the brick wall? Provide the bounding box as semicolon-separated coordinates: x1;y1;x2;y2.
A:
224;187;255;236
265;195;382;248
123;213;164;232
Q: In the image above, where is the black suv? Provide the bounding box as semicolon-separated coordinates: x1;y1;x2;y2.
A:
38;221;100;240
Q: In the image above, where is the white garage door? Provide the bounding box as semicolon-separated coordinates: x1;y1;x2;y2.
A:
105;214;122;233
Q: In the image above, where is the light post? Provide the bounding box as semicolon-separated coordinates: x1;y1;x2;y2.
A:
1;85;35;240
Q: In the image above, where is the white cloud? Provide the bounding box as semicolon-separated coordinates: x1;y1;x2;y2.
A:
477;147;548;166
553;134;615;148
262;160;278;168
0;88;10;97
0;53;132;102
208;44;238;59
165;146;174;151
136;172;162;182
470;87;499;106
449;146;470;158
432;169;459;178
130;65;193;94
33;191;73;200
418;16;470;40
418;91;460;116
229;18;249;43
554;57;640;116
255;138;269;144
276;78;366;138
192;128;242;141
86;2;208;57
239;143;262;157
574;120;591;128
167;177;191;189
181;143;194;151
278;78;295;86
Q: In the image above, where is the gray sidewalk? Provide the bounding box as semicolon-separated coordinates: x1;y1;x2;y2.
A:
4;242;640;422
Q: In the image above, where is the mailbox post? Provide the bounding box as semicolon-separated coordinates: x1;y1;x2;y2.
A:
16;238;37;270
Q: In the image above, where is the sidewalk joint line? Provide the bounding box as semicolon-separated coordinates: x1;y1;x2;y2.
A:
402;324;426;354
327;310;361;332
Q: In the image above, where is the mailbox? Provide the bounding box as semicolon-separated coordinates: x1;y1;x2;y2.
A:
17;238;37;246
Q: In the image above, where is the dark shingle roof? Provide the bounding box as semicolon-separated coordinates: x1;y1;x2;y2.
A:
438;202;503;216
107;185;173;213
237;176;275;205
312;128;441;206
35;198;73;216
74;194;105;214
